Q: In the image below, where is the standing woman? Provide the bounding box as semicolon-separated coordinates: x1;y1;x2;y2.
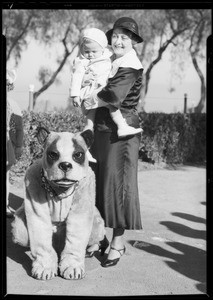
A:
89;17;144;267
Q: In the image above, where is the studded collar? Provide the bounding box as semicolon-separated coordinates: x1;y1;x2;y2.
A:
41;168;77;201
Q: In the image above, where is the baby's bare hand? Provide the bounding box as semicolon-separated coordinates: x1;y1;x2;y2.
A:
82;79;93;87
72;96;81;107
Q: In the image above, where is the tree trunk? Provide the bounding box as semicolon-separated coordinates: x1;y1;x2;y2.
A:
189;16;207;113
7;14;33;62
32;44;79;108
191;55;206;113
32;53;69;108
140;31;185;111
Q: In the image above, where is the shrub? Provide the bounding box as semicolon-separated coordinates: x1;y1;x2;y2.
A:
10;108;86;181
139;112;206;165
10;111;206;181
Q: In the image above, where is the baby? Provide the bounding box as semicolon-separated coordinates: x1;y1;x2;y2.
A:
70;28;142;160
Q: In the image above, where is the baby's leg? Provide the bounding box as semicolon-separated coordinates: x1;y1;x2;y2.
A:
82;108;97;163
83;109;96;132
108;106;143;138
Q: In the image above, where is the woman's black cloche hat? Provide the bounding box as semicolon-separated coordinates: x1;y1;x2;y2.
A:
106;17;143;45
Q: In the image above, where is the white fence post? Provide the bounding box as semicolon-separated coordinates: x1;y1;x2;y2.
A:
184;93;187;113
28;84;34;111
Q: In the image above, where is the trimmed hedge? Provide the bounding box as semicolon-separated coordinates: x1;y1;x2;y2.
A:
10;108;86;182
10;110;206;181
139;112;206;165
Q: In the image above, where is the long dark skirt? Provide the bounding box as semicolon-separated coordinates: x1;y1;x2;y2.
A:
91;130;142;230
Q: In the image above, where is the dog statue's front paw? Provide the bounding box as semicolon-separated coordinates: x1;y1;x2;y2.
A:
32;260;58;280
59;255;85;280
60;265;85;280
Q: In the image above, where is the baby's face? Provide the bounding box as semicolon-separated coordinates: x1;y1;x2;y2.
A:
81;40;104;59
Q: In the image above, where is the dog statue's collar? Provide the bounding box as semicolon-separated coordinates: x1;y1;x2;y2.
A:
41;168;77;200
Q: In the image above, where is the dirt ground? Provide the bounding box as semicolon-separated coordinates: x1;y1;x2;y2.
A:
5;163;207;297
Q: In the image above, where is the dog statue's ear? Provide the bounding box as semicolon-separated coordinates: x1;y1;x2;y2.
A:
36;127;50;145
80;129;94;149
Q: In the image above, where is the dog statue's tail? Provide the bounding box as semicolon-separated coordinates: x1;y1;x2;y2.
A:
11;204;30;248
87;207;106;246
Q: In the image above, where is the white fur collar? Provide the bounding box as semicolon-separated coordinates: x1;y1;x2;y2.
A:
112;49;143;70
109;49;143;78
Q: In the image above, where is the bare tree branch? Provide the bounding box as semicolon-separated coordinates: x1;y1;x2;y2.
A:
33;40;79;106
144;28;187;95
7;14;33;61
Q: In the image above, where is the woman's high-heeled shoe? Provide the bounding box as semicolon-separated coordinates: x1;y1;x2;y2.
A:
86;236;109;258
101;246;126;268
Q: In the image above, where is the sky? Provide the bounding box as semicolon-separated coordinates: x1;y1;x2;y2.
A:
7;39;206;114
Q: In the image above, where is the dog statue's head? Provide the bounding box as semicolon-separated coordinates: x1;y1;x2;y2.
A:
36;127;94;195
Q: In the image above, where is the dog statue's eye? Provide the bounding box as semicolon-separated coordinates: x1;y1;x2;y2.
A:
73;151;85;162
48;151;59;160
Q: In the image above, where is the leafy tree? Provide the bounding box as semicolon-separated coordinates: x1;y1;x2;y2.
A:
165;9;211;113
3;10;36;63
3;9;211;111
93;9;194;111
188;9;211;112
3;9;97;107
137;9;211;112
30;10;99;107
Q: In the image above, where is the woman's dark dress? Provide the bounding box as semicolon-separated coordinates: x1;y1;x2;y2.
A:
91;65;143;230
